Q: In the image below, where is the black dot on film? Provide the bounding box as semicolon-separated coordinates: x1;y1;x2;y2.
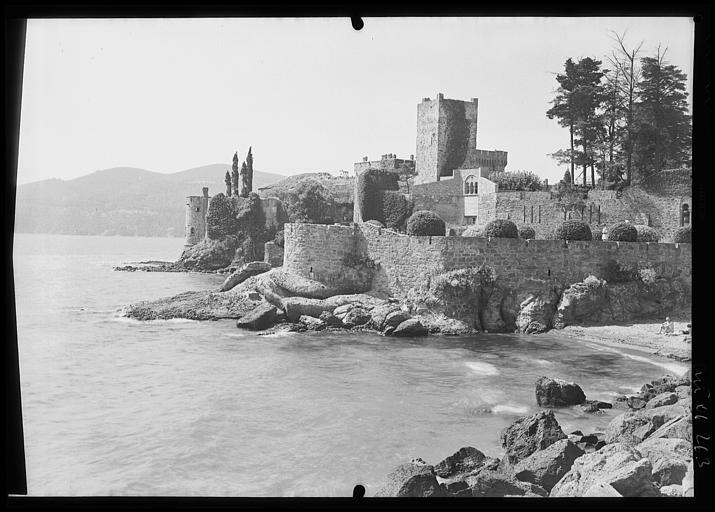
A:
353;484;365;498
351;17;364;31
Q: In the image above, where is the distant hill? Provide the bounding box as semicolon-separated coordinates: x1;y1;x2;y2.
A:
14;165;285;237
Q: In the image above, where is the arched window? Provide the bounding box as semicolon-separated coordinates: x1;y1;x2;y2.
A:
464;175;478;195
681;204;690;226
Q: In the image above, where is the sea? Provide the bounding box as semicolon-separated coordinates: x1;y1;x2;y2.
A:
12;233;689;497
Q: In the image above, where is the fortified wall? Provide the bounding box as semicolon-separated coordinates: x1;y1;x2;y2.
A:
283;222;692;298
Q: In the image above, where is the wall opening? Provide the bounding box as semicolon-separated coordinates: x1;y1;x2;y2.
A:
681;204;690;226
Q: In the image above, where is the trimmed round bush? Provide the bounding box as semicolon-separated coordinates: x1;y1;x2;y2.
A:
634;225;660;242
483;219;518;238
609;222;638;242
673;226;691;243
461;225;484;237
553;220;593;241
406;210;446;236
518;226;536;239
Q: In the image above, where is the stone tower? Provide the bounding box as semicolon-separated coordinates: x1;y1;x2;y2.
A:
184;187;210;247
415;93;479;185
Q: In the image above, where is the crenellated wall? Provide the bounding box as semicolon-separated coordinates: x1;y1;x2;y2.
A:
282;222;692;299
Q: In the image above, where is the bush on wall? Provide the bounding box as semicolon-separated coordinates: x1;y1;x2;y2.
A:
406;210;446;236
490;170;545;191
357;169;399;223
461;225;484;237
206;193;238;239
518;226;536;239
381;191;413;231
673;226;691;243
634;225;660;242
483;219;518;238
284;179;336;224
608;222;638;242
553;220;593;241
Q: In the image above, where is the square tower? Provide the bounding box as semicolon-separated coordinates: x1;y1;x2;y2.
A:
415;94;478;185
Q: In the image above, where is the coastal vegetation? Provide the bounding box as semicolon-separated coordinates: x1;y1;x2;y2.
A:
482;219;518;238
406;210;446;236
634;224;660;242
672;226;691;243
553;220;593;241
608;221;639;242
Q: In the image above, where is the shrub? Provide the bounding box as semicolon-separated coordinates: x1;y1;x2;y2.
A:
673;226;691;243
634;225;660;242
461;225;484;237
357;168;399;223
406;210;446;236
381;191;413;230
553;220;593;241
273;230;284;247
518;226;536;239
483;219;518;238
491;170;545;191
284;179;336;224
609;222;638;242
601;259;639;283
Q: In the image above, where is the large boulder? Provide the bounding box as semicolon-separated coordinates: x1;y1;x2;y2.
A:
218;261;272;292
270;270;338;299
466;471;547;497
391;319;428;337
515;287;560;334
604;404;688;446
645;392;678;409
374;463;444;497
281;297;334;321
647;414;692;442
535;376;586;407
299;315;325;331
433;447;495;480
384;310;411;328
368;303;401;330
675;385;690;400
235;302;279;330
550;443;659;497
636;437;691;487
512;439;585;492
341;306;372;327
499;410;567;467
552;276;609;329
639;374;689;401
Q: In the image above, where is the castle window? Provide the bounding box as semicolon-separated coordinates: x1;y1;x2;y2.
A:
681;204;690;226
196;207;200;212
464;175;478;195
190;227;195;235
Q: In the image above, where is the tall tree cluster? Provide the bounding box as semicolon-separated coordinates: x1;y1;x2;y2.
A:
547;32;691;187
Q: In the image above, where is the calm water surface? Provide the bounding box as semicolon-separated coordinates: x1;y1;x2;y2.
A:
13;233;688;496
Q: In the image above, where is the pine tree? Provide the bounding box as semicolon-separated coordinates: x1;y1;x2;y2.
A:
633;47;691;179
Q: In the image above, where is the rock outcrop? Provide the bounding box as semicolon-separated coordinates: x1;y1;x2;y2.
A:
235;302;281;330
374;462;444;497
550;443;660;497
534;376;586;407
219;261;272;292
466;470;548;497
635;437;691;487
391;319;428;337
604;404;688;446
552;276;608;329
512;439;585;492
499;410;567;467
433;447;495;481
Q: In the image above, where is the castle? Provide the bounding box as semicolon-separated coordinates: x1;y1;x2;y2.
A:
354;93;692;240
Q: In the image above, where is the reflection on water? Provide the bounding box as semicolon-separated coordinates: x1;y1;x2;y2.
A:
13;234;688;496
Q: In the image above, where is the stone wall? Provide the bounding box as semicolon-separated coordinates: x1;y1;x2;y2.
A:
283;222;692;299
476;187;691;241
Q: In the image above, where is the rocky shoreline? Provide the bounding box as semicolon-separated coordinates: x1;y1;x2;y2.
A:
374;372;693;497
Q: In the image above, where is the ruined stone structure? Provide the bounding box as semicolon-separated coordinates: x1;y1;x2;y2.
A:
353;153;415;175
184;187;210;247
414;93;507;185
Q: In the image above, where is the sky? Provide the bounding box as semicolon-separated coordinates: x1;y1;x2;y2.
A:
17;17;694;186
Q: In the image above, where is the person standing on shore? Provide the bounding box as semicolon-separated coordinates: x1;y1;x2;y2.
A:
658;317;674;335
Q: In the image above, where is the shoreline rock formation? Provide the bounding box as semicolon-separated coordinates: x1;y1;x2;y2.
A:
374;371;693;498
